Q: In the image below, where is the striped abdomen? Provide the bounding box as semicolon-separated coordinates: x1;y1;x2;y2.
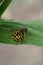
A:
13;30;24;41
12;27;27;41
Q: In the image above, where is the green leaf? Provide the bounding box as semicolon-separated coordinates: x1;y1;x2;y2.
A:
0;0;3;3
0;0;12;17
0;19;43;47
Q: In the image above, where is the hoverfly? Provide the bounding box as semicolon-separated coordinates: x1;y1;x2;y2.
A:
12;27;27;41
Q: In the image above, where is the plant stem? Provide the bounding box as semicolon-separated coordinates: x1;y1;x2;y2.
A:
0;0;12;17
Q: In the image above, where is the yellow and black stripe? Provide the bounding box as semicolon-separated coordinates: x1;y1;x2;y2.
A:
12;27;27;41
